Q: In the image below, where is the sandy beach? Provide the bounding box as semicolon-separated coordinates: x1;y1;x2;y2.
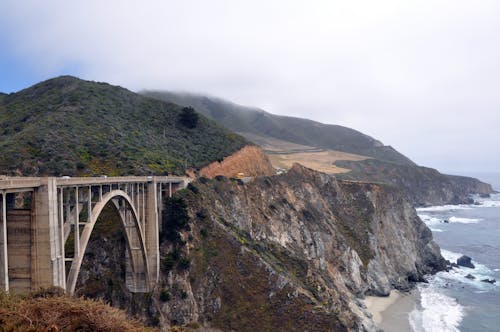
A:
364;290;418;331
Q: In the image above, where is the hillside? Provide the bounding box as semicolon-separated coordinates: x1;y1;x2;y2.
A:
335;159;493;206
141;91;415;165
0;76;248;176
142;91;494;206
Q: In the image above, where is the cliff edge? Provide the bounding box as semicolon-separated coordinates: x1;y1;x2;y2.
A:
335;159;493;206
150;164;446;330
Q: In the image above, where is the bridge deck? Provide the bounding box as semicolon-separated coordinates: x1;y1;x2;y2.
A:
0;176;188;191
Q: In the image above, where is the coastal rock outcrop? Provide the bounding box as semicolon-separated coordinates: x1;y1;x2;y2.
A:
76;163;446;330
334;159;493;206
457;255;475;269
152;163;446;330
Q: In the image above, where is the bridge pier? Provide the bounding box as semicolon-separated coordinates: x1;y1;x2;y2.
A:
32;178;66;290
1;191;8;291
146;181;159;287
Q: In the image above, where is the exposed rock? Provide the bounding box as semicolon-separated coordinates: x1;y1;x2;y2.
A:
152;163;445;330
334;159;493;206
77;163;446;331
479;193;491;198
465;274;476;280
443;220;449;223
480;279;496;284
457;255;475;269
199;145;275;178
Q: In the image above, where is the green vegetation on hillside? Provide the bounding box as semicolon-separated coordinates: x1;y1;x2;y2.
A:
0;76;248;176
142;91;414;165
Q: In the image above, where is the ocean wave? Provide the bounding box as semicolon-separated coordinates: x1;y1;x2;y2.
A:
416;205;473;212
439;249;497;290
429;228;444;232
418;213;443;225
477;200;500;208
448;216;481;224
409;249;497;331
409;284;464;332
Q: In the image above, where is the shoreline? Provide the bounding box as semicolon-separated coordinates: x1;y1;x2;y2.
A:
364;290;418;331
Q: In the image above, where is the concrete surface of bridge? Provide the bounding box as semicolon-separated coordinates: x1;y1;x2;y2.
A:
0;176;189;295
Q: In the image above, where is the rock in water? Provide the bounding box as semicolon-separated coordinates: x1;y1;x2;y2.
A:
457;255;475;269
480;279;496;284
465;274;476;280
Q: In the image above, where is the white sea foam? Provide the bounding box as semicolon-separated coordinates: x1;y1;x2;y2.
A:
439;249;497;290
409;284;464;332
409;249;498;331
418;214;445;232
418;213;443;226
477;200;500;208
416;205;473;212
448;216;481;224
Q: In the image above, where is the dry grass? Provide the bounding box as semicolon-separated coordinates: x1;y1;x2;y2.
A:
268;150;368;174
0;289;155;332
238;132;368;174
239;132;319;152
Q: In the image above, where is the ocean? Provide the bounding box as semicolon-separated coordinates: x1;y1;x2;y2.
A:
409;174;500;332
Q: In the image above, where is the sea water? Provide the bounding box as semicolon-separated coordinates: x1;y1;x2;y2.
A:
409;181;500;331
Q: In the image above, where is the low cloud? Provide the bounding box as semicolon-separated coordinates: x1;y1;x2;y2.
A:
1;0;499;172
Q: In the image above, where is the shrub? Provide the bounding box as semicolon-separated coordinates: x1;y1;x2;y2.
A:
159;289;171;302
178;107;199;129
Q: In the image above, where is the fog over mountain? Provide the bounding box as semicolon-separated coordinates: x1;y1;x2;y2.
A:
1;0;500;172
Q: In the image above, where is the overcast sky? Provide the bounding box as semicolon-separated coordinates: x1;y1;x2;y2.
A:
1;0;499;173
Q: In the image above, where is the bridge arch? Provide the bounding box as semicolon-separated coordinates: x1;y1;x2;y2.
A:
66;190;150;295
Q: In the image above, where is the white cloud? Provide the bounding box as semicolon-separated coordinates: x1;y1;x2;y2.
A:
2;0;500;172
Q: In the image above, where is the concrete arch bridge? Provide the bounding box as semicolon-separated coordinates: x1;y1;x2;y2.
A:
0;176;189;295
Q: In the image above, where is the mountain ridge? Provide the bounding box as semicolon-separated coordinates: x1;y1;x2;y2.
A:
142;91;415;165
142;90;493;205
0;76;248;176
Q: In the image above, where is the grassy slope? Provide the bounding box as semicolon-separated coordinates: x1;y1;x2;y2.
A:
0;77;247;176
142;91;415;165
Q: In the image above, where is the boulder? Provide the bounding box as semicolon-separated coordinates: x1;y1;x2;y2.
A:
480;278;496;284
457;255;475;269
465;274;475;280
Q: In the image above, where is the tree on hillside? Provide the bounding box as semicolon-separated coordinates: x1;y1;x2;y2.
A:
179;106;199;129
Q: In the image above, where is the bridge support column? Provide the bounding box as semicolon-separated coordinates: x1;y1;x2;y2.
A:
33;178;65;290
146;181;159;287
0;191;8;291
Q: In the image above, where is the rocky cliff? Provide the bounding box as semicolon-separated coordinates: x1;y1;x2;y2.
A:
76;164;446;331
335;159;493;206
150;164;446;330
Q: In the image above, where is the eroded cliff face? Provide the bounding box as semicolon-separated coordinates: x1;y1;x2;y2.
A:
198;145;275;178
335;159;493;206
152;164;446;331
